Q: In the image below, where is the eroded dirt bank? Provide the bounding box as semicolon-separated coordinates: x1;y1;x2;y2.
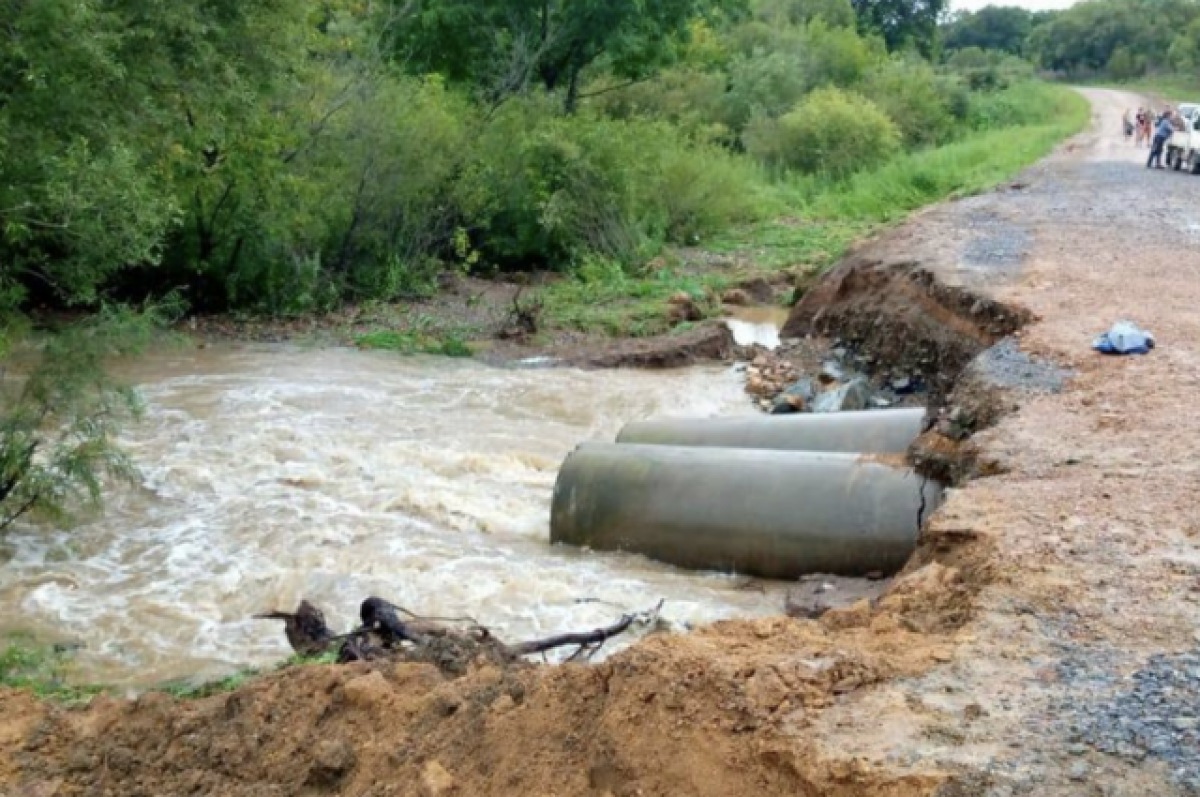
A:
4;88;1198;796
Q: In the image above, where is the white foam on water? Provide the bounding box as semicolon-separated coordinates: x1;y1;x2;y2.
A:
0;345;780;687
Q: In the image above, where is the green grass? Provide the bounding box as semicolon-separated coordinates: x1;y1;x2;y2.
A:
538;82;1089;338
1;633;341;705
355;329;474;357
0;633;105;705
1095;74;1200;103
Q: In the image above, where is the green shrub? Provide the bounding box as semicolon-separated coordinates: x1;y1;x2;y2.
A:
588;68;731;143
966;81;1072;131
457;95;765;270
723;51;813;134
744;87;901;176
863;59;955;146
657;142;769;244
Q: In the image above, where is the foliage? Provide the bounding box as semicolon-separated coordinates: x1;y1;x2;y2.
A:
942;6;1035;55
0;634;105;704
456;97;764;269
863;58;955;146
355;328;474;357
391;0;744;110
744;87;900;176
0;303;180;535
0;0;1097;320
1026;0;1200;76
851;0;945;55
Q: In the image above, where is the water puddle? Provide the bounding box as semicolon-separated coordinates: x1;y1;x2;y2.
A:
0;344;789;687
725;306;791;350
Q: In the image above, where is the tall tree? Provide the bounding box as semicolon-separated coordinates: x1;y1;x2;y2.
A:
942;6;1033;55
392;0;744;111
850;0;946;54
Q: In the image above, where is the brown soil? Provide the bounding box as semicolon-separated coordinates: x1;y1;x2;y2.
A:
3;88;1193;796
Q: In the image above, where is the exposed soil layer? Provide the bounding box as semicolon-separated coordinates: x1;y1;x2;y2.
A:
4;88;1197;796
783;258;1030;405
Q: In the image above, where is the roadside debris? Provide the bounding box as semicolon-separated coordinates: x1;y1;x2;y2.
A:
1093;320;1155;355
257;597;663;675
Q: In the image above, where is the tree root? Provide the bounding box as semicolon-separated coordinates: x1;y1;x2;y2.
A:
257;596;662;676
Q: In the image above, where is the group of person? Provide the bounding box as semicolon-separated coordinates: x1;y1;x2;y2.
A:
1124;107;1185;169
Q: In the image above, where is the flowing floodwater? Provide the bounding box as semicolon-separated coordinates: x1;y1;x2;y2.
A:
725;306;791;350
0;344;790;688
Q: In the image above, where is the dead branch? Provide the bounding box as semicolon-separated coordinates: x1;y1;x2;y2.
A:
255;596;661;674
504;614;637;657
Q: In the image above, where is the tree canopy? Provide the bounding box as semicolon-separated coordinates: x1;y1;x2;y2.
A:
851;0;946;54
943;6;1035;55
392;0;745;110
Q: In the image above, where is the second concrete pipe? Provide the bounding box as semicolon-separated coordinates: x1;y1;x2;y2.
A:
616;408;926;454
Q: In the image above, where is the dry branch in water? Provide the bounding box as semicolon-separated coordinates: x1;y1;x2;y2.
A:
257;596;661;674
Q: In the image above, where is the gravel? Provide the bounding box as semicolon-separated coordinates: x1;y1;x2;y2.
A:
1052;647;1200;794
969;337;1073;394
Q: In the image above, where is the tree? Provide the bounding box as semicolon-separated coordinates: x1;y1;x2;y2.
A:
942;6;1033;55
391;0;744;111
851;0;946;54
0;304;178;535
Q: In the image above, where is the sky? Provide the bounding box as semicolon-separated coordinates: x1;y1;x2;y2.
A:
950;0;1078;11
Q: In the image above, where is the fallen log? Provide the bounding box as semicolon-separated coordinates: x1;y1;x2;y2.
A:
256;596;660;674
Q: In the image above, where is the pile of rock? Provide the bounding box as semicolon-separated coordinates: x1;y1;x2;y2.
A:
741;347;921;415
744;352;800;405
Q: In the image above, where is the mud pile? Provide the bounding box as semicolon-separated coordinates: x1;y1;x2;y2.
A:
0;560;976;797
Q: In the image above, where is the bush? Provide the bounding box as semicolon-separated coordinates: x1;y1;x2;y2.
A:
657;142;769;244
457;96;765;270
863;59;955;147
966;81;1071;131
587;68;731;143
744;87;901;176
723;51;813;134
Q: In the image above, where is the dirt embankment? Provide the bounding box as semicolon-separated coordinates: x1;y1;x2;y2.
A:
5;88;1198;796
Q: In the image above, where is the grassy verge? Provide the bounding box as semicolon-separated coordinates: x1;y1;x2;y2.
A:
538;83;1090;339
1097;75;1200;103
0;633;339;704
355;328;473;357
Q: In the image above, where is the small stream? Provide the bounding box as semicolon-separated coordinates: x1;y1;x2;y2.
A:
0;344;789;687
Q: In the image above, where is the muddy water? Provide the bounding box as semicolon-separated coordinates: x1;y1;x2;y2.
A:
725;306;791;349
0;345;790;688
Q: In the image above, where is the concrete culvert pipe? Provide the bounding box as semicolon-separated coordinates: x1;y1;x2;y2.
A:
616;408;927;455
551;444;942;579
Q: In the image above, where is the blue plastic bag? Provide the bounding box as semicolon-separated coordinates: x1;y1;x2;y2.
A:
1093;321;1155;355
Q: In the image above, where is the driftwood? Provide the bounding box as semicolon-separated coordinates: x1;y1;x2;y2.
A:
256;596;661;674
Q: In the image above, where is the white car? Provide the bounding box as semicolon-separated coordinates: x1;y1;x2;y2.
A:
1167;104;1200;173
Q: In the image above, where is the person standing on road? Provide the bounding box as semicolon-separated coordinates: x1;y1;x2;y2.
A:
1124;109;1135;141
1135;108;1149;147
1147;110;1175;169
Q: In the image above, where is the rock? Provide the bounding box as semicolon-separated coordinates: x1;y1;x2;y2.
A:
721;288;751;306
1172;717;1199;731
311;739;355;781
1068;762;1089;781
819;361;846;384
342;671;394;709
420;761;457;797
782;377;816;404
812;377;872;413
668;294;703;323
770;396;800;415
